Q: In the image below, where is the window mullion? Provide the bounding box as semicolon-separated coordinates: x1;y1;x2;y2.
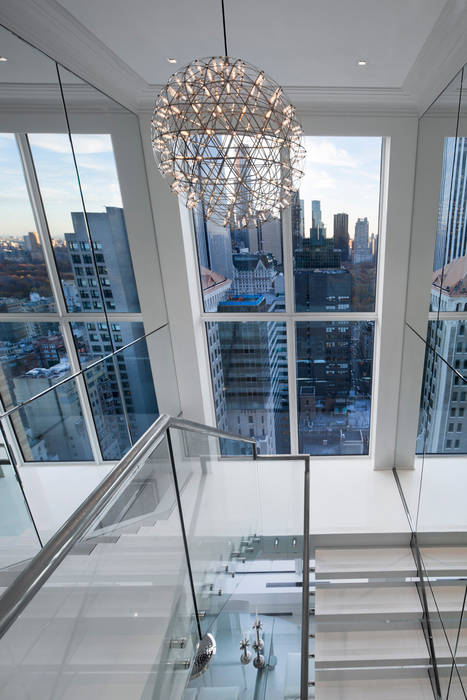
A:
60;321;103;463
286;317;299;454
282;207;295;315
15;133;67;317
0;405;25;469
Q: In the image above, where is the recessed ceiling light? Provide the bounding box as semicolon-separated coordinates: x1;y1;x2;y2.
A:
167;57;177;64
357;59;367;67
0;57;8;62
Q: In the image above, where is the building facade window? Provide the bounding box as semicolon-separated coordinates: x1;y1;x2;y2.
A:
418;70;467;455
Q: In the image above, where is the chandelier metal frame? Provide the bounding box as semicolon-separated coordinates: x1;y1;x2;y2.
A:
151;3;305;227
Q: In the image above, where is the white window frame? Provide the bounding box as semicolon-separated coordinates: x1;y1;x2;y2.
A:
0;107;177;467
396;90;467;464
146;113;419;467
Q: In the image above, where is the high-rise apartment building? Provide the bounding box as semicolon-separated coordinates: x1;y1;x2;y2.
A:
312;200;323;231
334;213;350;261
353;217;371;264
66;207;157;458
433;137;467;271
420;258;467;453
291;192;305;252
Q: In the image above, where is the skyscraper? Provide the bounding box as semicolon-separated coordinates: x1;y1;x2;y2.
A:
291;192;305;251
66;207;158;457
334;213;350;261
312;200;322;231
258;219;283;264
353;217;371;264
433;137;467;271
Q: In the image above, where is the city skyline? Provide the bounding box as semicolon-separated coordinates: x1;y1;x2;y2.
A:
0;132;122;238
1;133;381;241
300;136;382;239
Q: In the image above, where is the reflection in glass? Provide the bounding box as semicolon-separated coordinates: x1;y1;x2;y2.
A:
431;133;467;313
418;321;467;454
12;379;92;462
296;321;374;455
0;321;70;410
29;133;140;313
431;69;467;314
72;322;158;460
0;134;54;310
0;436;197;699
0;463;41;568
194;209;285;313
207;321;290;453
294;137;382;312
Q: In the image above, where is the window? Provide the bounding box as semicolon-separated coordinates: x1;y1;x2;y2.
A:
0;135;54;312
28;133;141;313
296;321;374;455
418;321;467;454
294;138;381;312
0;132;159;462
207;321;290;453
201;137;382;454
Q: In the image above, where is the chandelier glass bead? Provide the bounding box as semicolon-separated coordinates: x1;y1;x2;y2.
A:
152;56;305;227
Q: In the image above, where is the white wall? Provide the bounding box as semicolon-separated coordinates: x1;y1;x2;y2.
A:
140;108;421;468
20;463;113;542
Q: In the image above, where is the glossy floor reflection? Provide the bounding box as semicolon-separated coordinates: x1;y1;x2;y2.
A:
186;565;302;700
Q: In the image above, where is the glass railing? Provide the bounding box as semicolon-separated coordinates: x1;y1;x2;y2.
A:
395;321;467;698
0;412;310;699
0;440;41;572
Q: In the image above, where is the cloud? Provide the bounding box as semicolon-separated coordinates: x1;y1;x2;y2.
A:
302;166;337;191
304;138;358;168
28;133;113;155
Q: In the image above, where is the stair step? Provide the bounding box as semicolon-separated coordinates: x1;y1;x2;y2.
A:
315;545;467;580
8;584;186;620
3;616;170;668
315;585;422;621
316;628;427;668
420;546;467;576
315;547;415;580
315;675;434;700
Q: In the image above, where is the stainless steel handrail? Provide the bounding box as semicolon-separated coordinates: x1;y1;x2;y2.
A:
0;415;310;699
0;413;255;638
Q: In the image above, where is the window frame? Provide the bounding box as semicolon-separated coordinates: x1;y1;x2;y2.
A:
0;109;170;467
182;114;419;464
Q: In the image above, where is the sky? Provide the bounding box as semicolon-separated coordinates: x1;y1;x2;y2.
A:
0;132;382;242
299;136;382;239
0;132;122;239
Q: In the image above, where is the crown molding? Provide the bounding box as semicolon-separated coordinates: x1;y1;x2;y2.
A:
0;83;129;112
1;0;464;119
139;83;418;116
403;0;467;114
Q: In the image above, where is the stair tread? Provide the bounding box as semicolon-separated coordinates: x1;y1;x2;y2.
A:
315;628;428;665
315;548;415;578
315;676;434;700
420;546;467;573
314;626;467;667
315;546;467;579
315;585;422;618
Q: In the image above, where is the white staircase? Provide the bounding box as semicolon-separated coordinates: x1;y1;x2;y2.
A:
311;543;467;699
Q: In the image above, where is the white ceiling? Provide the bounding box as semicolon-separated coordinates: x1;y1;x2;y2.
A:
54;0;447;88
1;0;467;113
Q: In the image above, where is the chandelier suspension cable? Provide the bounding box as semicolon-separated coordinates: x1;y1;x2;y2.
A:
221;0;228;56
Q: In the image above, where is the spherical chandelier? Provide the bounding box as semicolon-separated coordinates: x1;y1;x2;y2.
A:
151;2;305;228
